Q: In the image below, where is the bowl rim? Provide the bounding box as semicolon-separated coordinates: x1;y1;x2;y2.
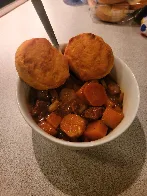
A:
17;56;140;148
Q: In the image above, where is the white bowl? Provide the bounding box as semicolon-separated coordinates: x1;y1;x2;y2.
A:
17;56;140;149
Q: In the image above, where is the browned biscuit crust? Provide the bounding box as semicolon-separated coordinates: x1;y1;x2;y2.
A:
64;33;114;81
96;3;129;23
130;0;147;9
128;0;141;5
15;38;69;90
99;0;126;4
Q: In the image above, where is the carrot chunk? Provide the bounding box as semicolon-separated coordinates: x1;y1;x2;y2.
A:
102;107;124;129
38;121;57;136
60;114;86;138
46;112;62;129
84;120;108;141
113;105;122;113
76;82;88;103
83;82;107;106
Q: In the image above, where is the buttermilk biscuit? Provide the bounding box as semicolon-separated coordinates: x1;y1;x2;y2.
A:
128;0;141;5
99;0;126;4
129;0;147;9
64;33;114;81
15;38;69;90
96;3;129;23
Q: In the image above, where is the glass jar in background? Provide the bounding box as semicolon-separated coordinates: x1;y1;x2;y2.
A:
63;0;87;6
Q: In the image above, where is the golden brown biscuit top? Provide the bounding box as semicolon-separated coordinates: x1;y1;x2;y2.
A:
64;33;114;81
15;38;69;90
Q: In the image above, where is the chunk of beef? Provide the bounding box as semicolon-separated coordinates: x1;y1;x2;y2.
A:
83;107;104;120
107;83;121;95
31;100;49;119
56;98;87;117
59;88;76;103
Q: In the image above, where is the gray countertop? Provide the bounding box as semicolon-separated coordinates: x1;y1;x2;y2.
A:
0;0;147;195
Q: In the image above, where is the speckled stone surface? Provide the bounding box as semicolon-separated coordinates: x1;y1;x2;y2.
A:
0;1;147;196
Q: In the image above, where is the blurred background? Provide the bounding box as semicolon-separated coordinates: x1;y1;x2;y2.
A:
0;0;15;8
